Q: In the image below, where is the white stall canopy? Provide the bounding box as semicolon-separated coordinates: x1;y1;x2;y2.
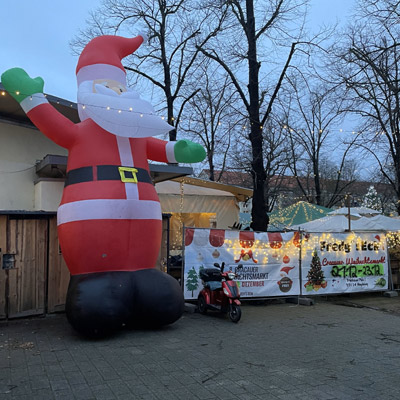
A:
156;178;253;250
291;212;400;232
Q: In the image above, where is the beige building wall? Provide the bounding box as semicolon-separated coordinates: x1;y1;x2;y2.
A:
34;179;65;212
0;121;67;211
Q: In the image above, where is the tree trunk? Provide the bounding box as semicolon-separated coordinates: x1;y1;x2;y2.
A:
246;0;268;231
313;159;321;205
166;94;176;141
395;162;400;215
159;9;176;141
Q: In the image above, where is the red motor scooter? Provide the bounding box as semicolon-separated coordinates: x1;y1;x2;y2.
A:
197;262;242;323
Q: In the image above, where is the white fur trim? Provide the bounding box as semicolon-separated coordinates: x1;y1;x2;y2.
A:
166;141;177;163
77;64;126;86
57;199;161;225
20;93;48;113
138;32;148;44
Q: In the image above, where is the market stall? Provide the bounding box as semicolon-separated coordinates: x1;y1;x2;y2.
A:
183;227;390;300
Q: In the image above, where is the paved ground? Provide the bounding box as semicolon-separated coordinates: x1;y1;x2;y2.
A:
0;293;400;400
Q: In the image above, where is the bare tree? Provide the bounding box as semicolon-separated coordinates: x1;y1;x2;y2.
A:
180;63;240;181
330;0;400;213
281;77;360;207
71;0;225;140
211;111;291;213
196;0;309;231
356;0;400;27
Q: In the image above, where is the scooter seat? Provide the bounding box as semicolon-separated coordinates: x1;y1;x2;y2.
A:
206;281;222;291
200;268;222;282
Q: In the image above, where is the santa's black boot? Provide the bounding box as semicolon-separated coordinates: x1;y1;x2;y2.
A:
65;269;184;336
131;268;184;327
66;272;134;337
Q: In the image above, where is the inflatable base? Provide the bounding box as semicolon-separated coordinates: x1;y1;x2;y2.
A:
65;269;184;337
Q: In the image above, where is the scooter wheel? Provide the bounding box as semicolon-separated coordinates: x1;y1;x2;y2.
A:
197;294;208;314
229;304;241;323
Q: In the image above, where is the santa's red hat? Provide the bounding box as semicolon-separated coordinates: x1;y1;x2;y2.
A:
76;34;146;86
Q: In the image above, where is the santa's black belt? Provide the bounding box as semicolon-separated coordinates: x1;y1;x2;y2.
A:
64;165;153;187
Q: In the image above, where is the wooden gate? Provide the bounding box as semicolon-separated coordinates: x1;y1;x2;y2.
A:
0;216;7;319
0;216;48;318
0;215;70;319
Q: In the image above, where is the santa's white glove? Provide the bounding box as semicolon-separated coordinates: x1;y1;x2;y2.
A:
138;31;148;44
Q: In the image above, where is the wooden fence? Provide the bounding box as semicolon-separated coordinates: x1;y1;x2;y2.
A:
0;215;68;319
0;214;170;319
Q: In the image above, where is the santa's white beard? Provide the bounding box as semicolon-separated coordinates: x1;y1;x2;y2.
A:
77;82;173;138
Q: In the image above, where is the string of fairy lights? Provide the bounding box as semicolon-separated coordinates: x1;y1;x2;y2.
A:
4;89;400;252
1;91;162;120
169;180;187;252
182;229;396;267
269;201;329;227
223;236;300;264
0;90;391;135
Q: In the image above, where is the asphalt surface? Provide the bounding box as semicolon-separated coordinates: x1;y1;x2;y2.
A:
0;292;400;400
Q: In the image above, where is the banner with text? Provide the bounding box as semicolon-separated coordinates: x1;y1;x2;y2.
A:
300;232;388;295
183;228;301;300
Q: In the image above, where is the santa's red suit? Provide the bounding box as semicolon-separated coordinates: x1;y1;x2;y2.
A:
25;104;173;275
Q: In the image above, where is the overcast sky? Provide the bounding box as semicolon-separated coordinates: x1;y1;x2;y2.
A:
0;0;355;102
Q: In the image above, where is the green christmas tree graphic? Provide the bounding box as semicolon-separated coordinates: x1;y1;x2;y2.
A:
186;267;200;296
305;249;327;291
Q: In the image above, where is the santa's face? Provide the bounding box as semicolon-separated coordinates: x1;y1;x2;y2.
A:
77;78;172;138
93;79;128;95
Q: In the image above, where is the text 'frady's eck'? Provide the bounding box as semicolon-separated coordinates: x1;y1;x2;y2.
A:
319;240;382;253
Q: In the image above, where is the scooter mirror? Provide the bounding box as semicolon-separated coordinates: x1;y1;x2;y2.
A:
214;263;220;268
221;262;225;273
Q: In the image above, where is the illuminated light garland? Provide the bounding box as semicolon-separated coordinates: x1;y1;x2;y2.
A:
1;91;389;135
2;91;169;121
269;201;330;228
386;231;400;250
280;124;389;136
177;228;400;267
171;180;186;252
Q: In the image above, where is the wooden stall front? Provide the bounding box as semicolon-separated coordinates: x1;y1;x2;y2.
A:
0;213;69;319
0;213;171;319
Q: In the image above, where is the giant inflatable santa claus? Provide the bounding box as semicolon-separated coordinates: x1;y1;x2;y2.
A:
1;34;205;336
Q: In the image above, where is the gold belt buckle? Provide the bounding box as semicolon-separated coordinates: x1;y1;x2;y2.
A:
118;167;138;183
